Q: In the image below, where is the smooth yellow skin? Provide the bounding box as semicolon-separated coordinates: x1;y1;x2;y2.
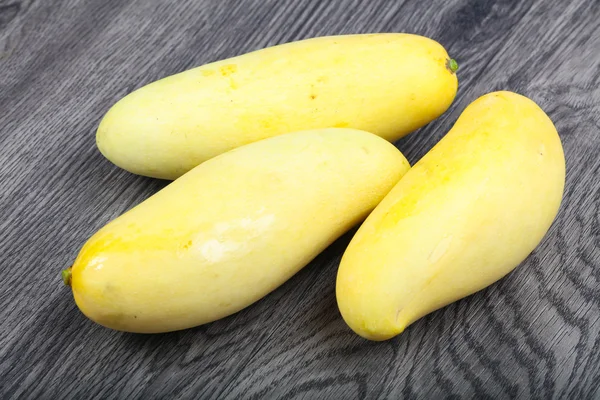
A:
336;92;566;341
97;33;457;179
70;128;410;333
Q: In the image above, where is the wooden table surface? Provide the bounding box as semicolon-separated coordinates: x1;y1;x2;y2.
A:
1;0;600;398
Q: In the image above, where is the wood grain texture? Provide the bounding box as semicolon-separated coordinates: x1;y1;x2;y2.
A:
1;0;599;398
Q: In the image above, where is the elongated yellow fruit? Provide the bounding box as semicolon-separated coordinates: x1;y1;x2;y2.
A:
66;128;410;333
97;33;457;179
336;91;566;341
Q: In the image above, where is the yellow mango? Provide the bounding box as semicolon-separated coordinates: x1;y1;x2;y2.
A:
97;33;457;179
336;91;566;341
65;128;410;333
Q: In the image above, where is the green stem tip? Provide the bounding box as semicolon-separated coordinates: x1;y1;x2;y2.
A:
447;58;459;73
62;267;72;286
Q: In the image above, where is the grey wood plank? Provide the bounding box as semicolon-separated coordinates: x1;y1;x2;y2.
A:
1;0;599;398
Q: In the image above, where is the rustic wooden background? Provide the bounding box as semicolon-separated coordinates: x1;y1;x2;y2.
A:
1;0;599;398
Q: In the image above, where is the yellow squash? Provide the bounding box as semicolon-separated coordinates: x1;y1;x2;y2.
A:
65;128;410;333
336;91;566;341
97;33;457;179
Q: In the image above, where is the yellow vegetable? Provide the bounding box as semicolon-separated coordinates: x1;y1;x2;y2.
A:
97;33;457;179
336;91;566;341
65;128;410;333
